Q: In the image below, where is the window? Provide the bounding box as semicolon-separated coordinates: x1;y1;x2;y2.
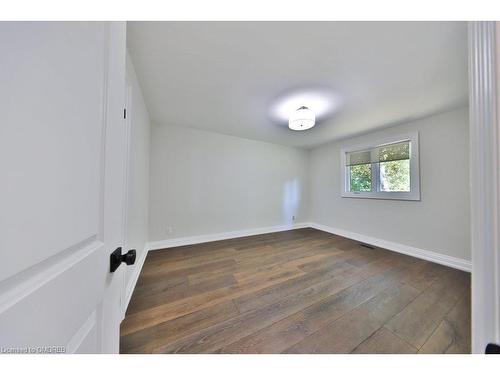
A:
341;132;420;200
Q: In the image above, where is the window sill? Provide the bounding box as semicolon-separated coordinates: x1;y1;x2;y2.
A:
340;191;421;201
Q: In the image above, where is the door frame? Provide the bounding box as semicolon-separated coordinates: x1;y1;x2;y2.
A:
120;80;133;319
468;21;500;353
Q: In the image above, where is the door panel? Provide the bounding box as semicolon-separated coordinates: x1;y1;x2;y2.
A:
0;242;105;348
0;22;106;282
0;22;127;353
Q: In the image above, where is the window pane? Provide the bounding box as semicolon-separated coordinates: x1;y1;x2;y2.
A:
379;159;410;192
349;164;371;192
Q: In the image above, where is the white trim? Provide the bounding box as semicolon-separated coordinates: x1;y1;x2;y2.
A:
309;222;471;272
340;131;420;201
67;310;97;353
121;81;132;252
469;21;500;353
122;244;148;319
147;223;310;251
0;237;102;314
120;79;133;319
120;79;133;317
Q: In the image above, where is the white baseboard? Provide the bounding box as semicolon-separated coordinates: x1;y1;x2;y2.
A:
309;222;471;272
122;244;148;319
147;222;310;251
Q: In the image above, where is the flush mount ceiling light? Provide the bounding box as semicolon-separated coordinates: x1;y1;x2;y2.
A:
289;106;315;131
268;87;342;130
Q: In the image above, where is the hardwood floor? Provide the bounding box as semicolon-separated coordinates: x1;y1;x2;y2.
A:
120;228;471;354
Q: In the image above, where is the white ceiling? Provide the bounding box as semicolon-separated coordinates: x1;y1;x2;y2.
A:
127;22;468;149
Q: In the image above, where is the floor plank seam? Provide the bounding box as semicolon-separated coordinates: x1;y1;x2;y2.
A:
357;282;424;354
273;273;407;353
416;293;467;353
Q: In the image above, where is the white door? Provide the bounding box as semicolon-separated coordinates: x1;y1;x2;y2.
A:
0;22;128;353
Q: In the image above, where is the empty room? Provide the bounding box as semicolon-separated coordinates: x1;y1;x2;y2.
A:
2;9;500;367
121;21;471;354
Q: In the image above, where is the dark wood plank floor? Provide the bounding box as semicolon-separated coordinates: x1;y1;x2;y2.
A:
120;228;471;354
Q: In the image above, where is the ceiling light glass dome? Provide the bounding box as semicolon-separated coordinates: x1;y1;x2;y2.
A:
288;106;315;131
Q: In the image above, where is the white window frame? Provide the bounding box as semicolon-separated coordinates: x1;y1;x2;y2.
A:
340;131;420;201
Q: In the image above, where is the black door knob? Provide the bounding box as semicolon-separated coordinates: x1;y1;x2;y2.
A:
123;249;136;265
110;247;137;272
486;343;500;354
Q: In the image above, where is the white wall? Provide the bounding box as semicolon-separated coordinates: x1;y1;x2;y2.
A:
149;125;309;242
309;107;470;261
124;52;151;290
